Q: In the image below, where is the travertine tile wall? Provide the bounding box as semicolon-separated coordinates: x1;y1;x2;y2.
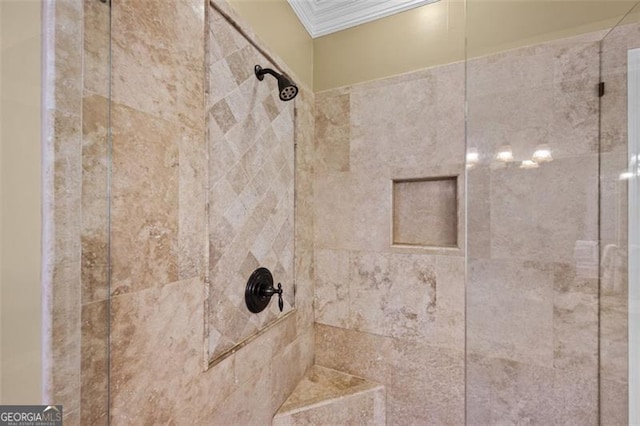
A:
43;0;110;423
313;63;467;425
42;1;633;423
107;0;314;423
206;4;296;362
46;0;314;423
599;22;640;425
42;2;83;422
466;32;603;423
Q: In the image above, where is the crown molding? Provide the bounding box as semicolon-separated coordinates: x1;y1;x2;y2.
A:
288;0;440;38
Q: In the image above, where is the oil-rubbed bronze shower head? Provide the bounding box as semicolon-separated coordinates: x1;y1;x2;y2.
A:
254;65;298;101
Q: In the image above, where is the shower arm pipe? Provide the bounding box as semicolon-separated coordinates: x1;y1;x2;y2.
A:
256;67;281;80
208;0;289;78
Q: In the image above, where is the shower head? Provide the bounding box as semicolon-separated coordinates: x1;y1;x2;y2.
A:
254;65;298;102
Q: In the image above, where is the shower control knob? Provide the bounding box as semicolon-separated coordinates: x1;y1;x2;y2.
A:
245;267;285;313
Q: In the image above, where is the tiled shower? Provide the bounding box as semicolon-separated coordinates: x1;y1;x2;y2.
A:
40;0;637;424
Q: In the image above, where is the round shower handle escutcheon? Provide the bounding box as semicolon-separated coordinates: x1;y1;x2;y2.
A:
245;267;284;313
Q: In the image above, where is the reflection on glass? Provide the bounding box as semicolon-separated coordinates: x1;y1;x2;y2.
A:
532;144;553;162
466;148;479;168
520;159;539;169
495;145;514;162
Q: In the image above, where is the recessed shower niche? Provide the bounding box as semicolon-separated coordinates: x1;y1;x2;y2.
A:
392;176;459;248
205;4;296;365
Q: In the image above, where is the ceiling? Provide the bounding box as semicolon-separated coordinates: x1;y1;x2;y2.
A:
287;0;440;38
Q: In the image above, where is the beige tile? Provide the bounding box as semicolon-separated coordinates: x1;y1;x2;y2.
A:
49;262;82;414
467;86;554;159
273;365;385;426
314;249;350;327
49;0;83;115
384;339;464;425
210;98;237;134
349;252;437;341
552;35;601;84
208;366;273;425
467;259;554;366
470;354;598;425
109;278;204;424
550;78;599;155
268;339;306;415
275;388;386;426
467;165;491;259
208;5;243;61
433;255;465;350
226;76;273;124
188;353;236;418
553;262;598;295
315;324;393;385
601;379;628;426
233;326;274;386
206;57;237;107
52;110;82;265
350;73;437;176
80;300;109;426
600;73;627;153
315;324;463;426
110;102;180;295
294;86;316;173
468;40;599;161
83;0;110;96
468;355;564;425
489;155;599;264
81;94;109;304
313;173;390;251
467;44;555;97
552;369;598;425
178;125;207;280
111;0;205;130
314;88;350;172
553;290;598;374
208;289;252;359
226;45;257;86
600;295;628;384
62;409;80;426
434;63;466;152
44;0;84;418
275;365;378;414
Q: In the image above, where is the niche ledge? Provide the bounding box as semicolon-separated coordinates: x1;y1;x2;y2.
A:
392;176;458;248
273;365;385;425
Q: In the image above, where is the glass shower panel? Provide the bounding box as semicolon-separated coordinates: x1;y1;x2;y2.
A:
599;4;640;422
465;3;603;422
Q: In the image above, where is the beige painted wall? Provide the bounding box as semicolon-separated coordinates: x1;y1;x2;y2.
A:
314;0;635;91
0;0;42;403
226;0;314;89
466;0;636;57
224;0;636;91
314;0;465;91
